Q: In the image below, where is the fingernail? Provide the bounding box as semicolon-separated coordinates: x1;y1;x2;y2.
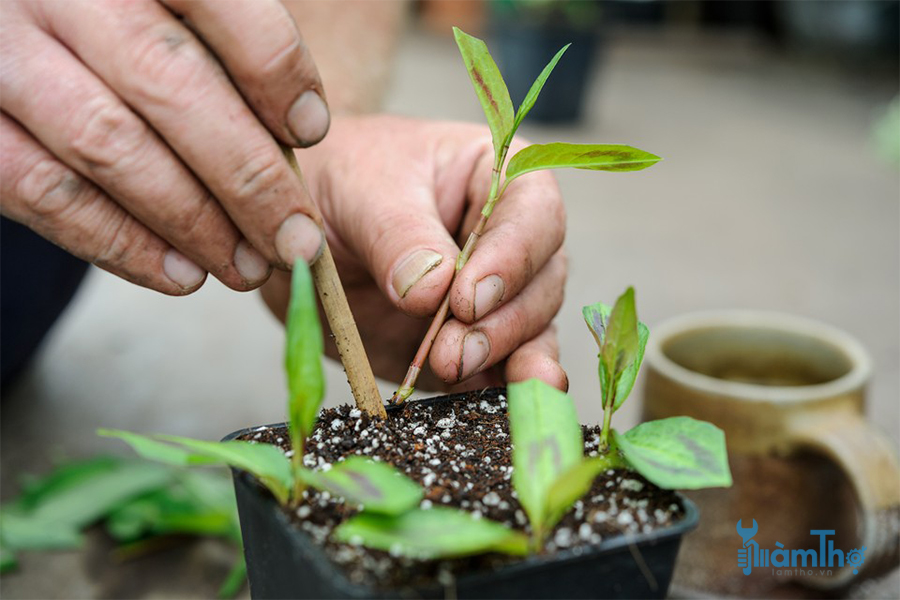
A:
287;91;330;146
163;249;205;289
459;331;491;381
391;250;443;298
275;213;324;266
234;240;270;284
474;274;505;320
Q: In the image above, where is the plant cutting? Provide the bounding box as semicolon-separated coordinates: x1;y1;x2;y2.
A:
578;287;733;491
389;27;660;403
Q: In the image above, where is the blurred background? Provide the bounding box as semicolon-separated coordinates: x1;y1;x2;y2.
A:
2;1;898;597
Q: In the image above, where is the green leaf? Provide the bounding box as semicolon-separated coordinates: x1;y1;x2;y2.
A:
1;457;171;551
582;290;649;412
0;510;82;550
99;429;220;467
15;456;122;510
0;543;17;573
176;470;239;517
505;143;661;183
513;44;569;132
600;289;639;380
334;508;529;559
544;452;628;529
507;379;583;537
106;485;235;542
101;427;291;503
26;461;172;530
614;417;733;490
297;457;422;516
156;436;292;504
285;258;325;452
453;27;515;160
217;556;247;599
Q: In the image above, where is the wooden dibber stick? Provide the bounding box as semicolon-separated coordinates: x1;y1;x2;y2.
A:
281;145;386;419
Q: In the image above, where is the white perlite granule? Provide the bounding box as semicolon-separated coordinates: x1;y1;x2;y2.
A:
620;479;644;493
481;491;501;506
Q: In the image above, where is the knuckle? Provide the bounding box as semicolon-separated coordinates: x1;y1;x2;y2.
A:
254;35;307;83
163;196;232;266
126;23;211;109
14;158;86;222
69;97;147;172
506;308;530;342
229;148;288;202
94;211;142;268
164;191;211;235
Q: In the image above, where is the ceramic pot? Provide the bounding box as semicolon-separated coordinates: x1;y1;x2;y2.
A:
642;310;899;596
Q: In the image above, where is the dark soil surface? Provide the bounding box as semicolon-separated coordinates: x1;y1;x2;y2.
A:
241;388;684;589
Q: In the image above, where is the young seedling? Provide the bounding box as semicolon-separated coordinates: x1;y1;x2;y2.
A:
390;28;661;403
582;287;733;490
493;289;732;551
101;260;420;514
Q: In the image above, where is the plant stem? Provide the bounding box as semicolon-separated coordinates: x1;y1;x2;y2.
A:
599;407;613;452
282;145;386;419
599;384;616;451
290;439;305;508
391;150;507;403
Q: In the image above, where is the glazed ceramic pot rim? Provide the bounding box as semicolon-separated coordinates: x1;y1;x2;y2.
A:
645;310;872;403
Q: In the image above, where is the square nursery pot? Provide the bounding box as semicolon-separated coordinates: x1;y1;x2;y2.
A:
225;390;699;599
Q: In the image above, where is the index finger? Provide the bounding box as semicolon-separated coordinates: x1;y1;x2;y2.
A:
41;0;324;268
162;0;329;147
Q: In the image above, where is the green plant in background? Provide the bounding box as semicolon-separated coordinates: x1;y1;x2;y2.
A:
390;27;660;403
492;0;603;30
0;456;246;598
873;95;899;167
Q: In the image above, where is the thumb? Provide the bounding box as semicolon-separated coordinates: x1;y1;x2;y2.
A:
380;211;460;317
331;176;460;319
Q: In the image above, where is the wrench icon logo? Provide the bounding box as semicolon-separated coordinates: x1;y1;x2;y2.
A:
736;519;759;575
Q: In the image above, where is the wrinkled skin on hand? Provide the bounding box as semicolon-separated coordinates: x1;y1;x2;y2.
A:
1;0;331;294
263;116;568;393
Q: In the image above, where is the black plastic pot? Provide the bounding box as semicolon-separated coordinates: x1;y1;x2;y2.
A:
225;391;699;599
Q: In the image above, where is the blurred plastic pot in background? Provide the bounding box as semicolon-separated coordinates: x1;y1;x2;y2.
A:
488;0;603;124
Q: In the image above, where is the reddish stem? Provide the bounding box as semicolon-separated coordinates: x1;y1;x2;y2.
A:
390;216;488;403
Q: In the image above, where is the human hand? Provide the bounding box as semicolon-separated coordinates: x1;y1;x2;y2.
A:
262;115;568;392
1;0;329;295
